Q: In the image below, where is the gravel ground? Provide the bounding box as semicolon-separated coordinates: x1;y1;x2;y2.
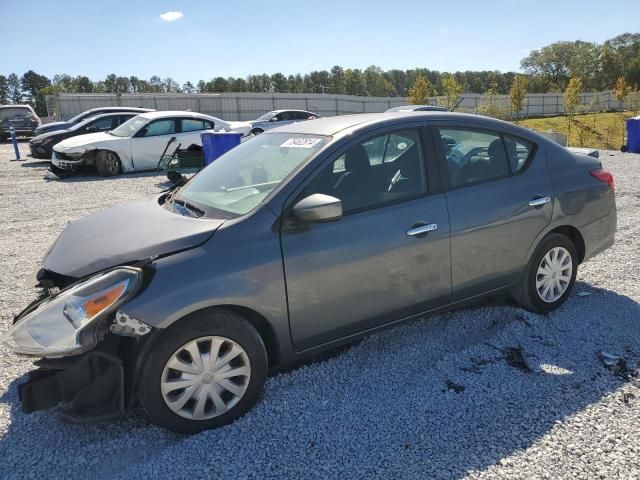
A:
0;142;638;479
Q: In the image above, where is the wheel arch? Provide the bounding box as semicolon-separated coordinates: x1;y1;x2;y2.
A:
523;223;586;271
140;304;280;368
547;225;585;263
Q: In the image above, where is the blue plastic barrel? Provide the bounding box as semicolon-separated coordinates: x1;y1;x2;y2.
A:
201;132;243;165
627;116;640;154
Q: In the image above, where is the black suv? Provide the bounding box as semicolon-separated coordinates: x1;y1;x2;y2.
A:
0;105;41;141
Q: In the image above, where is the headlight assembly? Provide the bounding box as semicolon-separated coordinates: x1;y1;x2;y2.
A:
0;267;143;358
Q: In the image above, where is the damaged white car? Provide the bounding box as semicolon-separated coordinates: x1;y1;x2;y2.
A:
51;111;251;176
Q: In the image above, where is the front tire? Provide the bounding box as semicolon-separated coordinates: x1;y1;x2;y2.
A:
513;233;578;314
95;150;122;176
139;309;267;434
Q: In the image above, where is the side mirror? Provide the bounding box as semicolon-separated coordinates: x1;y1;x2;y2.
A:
269;117;279;122
86;126;97;132
292;194;342;222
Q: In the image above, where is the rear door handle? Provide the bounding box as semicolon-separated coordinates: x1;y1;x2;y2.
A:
407;223;438;237
528;196;551;207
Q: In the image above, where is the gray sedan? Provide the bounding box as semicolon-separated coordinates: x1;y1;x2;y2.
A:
2;112;616;433
248;109;319;135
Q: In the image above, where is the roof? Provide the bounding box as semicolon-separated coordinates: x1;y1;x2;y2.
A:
137;111;218;121
86;107;152;113
267;111;553;143
269;109;316;114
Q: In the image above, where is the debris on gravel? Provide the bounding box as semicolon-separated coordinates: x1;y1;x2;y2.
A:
0;144;639;480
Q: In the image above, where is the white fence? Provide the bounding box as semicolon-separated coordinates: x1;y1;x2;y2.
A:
46;90;630;121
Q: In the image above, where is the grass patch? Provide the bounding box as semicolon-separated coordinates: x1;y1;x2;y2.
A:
517;111;636;150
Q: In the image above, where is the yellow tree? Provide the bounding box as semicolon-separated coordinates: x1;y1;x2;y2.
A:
407;74;434;105
614;76;631;107
509;75;529;120
564;77;583;143
441;74;463;110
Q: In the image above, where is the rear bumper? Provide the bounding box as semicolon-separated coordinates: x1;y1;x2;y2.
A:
582;203;617;262
1;126;37;136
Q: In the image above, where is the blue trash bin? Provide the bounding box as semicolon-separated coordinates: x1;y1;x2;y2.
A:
626;116;640;154
201;132;243;166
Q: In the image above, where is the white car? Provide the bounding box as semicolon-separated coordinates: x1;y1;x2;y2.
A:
51;111;250;176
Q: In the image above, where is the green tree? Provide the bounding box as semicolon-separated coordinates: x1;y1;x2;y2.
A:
182;81;196;93
149;76;165;93
329;66;346;94
477;79;506;118
407;74;434;105
164;77;180;93
564;76;583;143
344;69;366;96
270;73;289;92
0;75;10;104
509;74;529;119
441;74;463;109
20;70;51;114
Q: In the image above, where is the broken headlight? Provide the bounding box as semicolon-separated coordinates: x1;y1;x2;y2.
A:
0;267;143;358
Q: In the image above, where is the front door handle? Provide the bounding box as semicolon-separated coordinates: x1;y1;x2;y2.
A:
407;223;438;237
528;196;551;207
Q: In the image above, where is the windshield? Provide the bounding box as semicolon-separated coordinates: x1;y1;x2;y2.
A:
110;115;148;137
176;133;329;216
255;112;275;122
0;107;31;119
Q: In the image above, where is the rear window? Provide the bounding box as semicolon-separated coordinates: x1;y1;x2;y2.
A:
0;107;32;119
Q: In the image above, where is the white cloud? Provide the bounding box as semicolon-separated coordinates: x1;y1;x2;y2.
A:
436;26;450;35
159;11;184;22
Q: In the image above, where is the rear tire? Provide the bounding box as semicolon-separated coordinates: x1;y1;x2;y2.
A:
513;233;578;314
95;150;122;177
139;309;268;434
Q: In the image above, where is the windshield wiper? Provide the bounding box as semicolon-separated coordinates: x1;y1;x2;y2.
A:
173;199;205;218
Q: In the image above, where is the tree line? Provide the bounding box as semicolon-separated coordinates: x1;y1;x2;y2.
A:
1;32;638;116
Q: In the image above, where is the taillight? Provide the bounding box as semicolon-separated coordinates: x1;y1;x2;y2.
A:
590;169;614;192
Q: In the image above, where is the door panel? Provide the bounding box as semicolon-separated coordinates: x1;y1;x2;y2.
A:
434;126;553;299
281;126;451;351
130;135;173;170
282;196;451;350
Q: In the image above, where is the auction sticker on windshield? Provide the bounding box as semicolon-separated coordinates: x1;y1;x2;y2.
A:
280;138;322;148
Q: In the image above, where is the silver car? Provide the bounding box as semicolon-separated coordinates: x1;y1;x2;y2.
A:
2;112;616;433
248;109;319;135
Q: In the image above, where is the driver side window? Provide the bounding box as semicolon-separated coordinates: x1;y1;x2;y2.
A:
142;119;177;137
303;129;427;213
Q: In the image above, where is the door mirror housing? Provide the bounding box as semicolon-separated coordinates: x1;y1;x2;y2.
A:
292;194;342;222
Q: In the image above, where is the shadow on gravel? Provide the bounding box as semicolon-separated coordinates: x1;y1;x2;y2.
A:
19;160;50;168
0;283;639;479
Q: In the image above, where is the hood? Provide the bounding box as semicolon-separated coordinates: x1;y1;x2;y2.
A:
37;121;70;132
31;129;68;144
43;197;225;278
54;131;114;151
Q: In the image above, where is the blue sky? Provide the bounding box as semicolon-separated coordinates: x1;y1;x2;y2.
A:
1;0;639;83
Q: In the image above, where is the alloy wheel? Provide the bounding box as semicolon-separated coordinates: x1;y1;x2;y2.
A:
535;246;573;303
161;336;251;420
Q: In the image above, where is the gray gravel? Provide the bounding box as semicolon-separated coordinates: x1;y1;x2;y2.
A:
0;142;639;479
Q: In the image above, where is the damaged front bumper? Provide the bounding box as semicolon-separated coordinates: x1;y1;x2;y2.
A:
20;338;126;421
51;150;87;171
